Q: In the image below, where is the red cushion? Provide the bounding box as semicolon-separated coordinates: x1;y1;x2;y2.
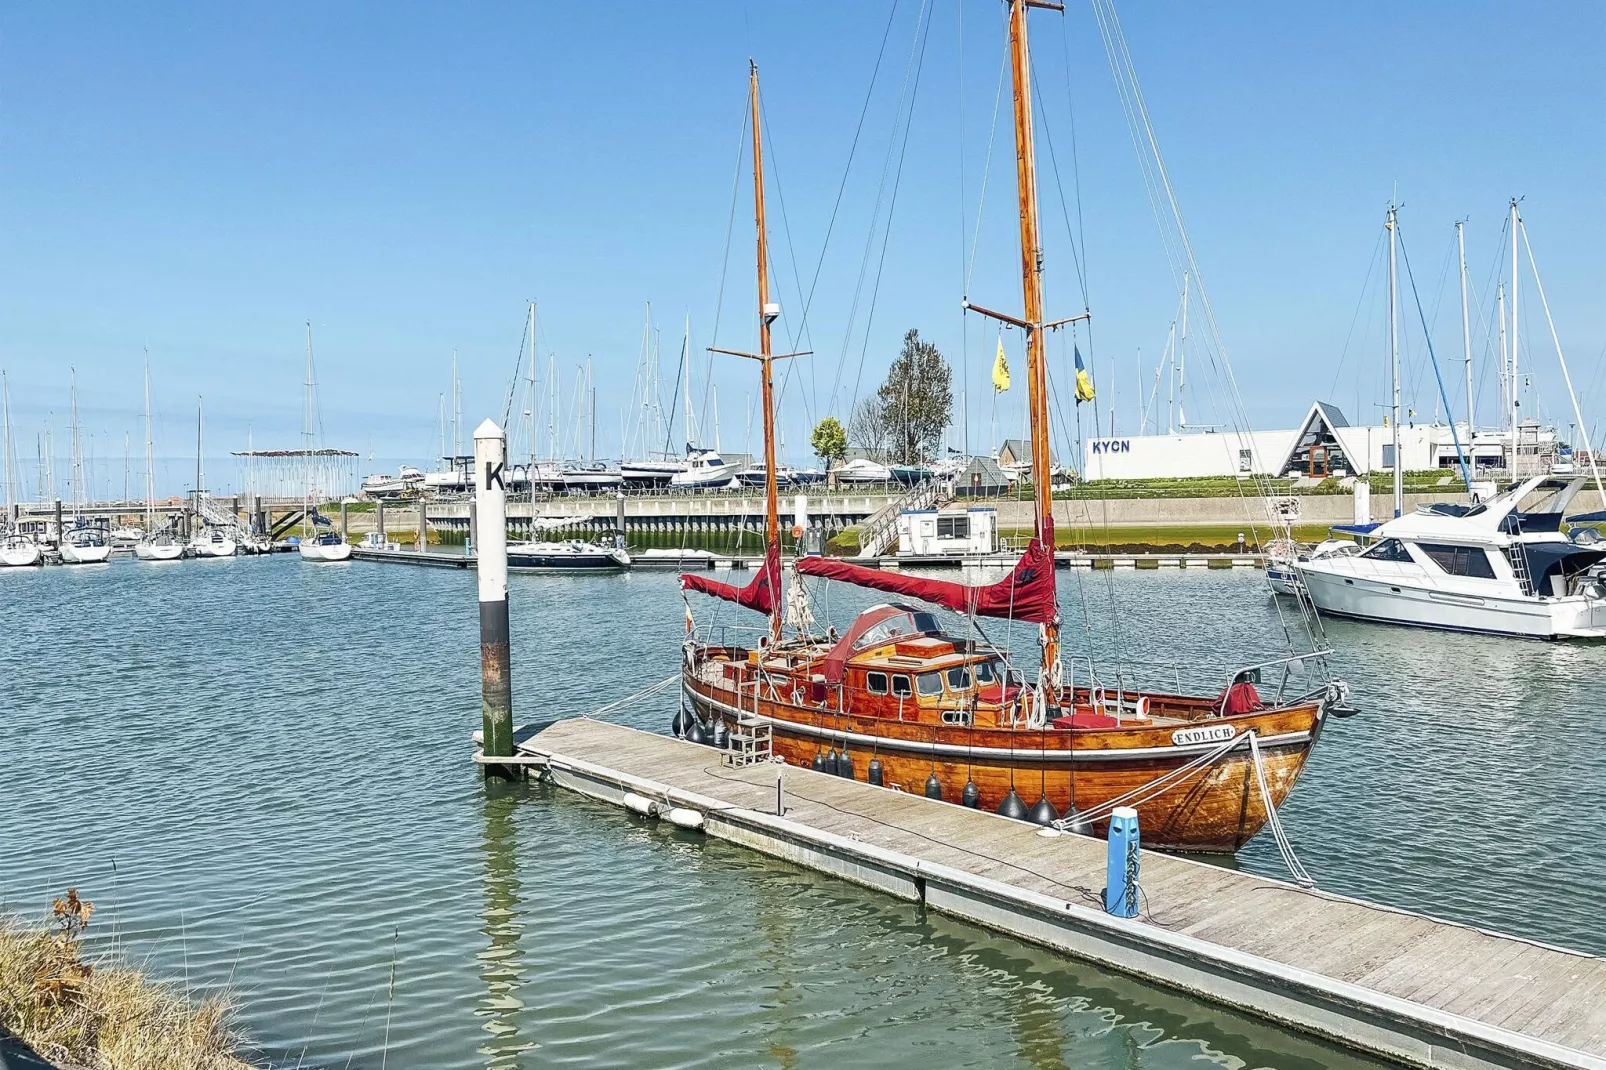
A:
1052;711;1121;730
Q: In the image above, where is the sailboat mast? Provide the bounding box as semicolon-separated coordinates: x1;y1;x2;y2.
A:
1387;206;1402;518
1177;272;1189;429
195;396;204;499
750;60;782;644
2;372;13;517
1509;199;1520;453
1006;0;1059;681
1456;221;1473;438
1497;283;1508;431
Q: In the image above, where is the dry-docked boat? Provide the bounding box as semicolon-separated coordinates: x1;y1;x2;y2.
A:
678;31;1351;854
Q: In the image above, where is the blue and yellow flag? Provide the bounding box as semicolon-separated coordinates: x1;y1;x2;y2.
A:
991;336;1010;392
1073;345;1095;403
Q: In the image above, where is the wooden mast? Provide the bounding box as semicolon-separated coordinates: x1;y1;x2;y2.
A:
1009;0;1058;686
750;61;782;644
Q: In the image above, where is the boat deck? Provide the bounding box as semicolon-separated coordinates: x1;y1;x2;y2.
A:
506;718;1606;1070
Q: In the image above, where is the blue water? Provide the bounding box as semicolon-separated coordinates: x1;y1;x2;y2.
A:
1;555;1599;1068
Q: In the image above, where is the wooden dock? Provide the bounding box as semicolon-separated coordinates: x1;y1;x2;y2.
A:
499;718;1606;1070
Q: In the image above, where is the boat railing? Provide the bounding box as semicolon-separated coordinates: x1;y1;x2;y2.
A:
1216;651;1336;713
1063;649;1334;715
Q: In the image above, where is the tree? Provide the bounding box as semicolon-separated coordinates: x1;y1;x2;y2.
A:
876;329;952;465
847;396;890;461
810;416;847;470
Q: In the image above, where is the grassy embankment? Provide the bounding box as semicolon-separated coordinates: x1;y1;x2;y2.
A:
0;891;255;1070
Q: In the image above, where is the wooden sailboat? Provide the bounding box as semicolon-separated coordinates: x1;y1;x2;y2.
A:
679;26;1344;854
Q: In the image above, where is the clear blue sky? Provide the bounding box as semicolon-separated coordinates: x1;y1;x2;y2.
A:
2;2;1601;495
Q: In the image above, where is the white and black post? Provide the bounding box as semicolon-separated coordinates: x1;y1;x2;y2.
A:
474;418;515;778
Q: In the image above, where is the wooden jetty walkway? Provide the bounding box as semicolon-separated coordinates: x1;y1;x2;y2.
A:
498;718;1606;1070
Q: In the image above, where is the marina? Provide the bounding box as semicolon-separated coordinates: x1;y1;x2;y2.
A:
2;3;1602;1070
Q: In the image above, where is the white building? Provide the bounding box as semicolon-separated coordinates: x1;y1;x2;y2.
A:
897;506;998;556
1081;401;1552;481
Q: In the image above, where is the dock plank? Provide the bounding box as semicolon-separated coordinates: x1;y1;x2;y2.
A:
511;719;1605;1070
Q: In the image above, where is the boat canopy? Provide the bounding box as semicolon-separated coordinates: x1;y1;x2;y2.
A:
1518;543;1606;593
796;535;1058;625
819;603;942;683
680;541;779;616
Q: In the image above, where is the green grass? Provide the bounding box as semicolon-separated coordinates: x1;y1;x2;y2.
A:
1038;470;1467;501
1004;523;1331;552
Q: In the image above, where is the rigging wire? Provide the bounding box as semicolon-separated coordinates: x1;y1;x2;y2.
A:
703;91;755;442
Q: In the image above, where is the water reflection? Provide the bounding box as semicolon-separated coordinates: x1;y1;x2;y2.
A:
477;777;534;1067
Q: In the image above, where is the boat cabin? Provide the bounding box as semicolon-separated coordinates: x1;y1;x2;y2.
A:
897;506;998;557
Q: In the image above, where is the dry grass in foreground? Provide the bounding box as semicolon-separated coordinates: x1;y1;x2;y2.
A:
0;890;257;1070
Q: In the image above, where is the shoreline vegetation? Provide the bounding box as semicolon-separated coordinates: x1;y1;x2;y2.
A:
0;891;256;1070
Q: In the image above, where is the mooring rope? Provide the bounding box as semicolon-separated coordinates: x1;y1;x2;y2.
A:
581;673;682;722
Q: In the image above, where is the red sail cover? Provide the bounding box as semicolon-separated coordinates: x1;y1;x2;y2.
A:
797;534;1058;624
681;541;780;615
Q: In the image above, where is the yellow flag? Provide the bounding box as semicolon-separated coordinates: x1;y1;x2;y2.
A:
991;336;1010;392
1073;344;1095;403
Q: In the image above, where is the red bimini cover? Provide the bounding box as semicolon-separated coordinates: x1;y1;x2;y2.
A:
681;541;780;616
796;529;1057;624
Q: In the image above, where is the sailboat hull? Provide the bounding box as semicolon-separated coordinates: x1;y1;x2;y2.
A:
59;541;112;564
0;540;41;567
190;538;238;558
684;673;1323;854
299;541;353;562
135;542;185;561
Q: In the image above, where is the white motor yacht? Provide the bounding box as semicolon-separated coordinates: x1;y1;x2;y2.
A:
59;526;112;564
620;458;688;487
670;449;736;489
0;530;42;567
1296;475;1606;638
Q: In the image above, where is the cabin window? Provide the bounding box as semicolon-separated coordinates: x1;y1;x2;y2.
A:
973;659;1001;685
916;672;943;696
946;666;972;690
1362;538;1413;563
941;709;971;726
937;516;970;540
890;674;913;697
866;672;889;695
1419;542;1497;579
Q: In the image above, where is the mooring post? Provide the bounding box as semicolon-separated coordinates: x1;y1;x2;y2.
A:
53;499;62;545
417;503;426;553
475;419;514;778
376;500;386;543
340;500;349;540
1103;806;1141;919
614;491;626;548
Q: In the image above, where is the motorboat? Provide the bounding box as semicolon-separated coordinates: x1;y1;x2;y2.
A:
298;530;353;562
670;449;736;489
620;458;688;487
189;528;238;558
59;526;112;564
506;539;631;573
833;458;894;484
560;464;624;493
0;530;41;567
735;463;795;489
110;526;143;552
889;464;934;486
358;531;400;551
1296;475;1606;638
134;529;185;561
1267;539;1363;596
361;466;424;500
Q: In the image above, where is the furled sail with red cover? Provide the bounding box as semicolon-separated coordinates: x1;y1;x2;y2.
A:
680;541;780;615
797;532;1057;624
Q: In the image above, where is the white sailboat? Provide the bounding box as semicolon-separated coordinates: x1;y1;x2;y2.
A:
0;371;42;567
58;369;111;564
134;355;184;561
297;324;352;562
188;397;237;558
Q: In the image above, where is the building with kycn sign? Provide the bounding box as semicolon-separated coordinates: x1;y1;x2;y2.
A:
1080;401;1554;481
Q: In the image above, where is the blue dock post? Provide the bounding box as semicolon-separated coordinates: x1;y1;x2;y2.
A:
1103;806;1140;919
